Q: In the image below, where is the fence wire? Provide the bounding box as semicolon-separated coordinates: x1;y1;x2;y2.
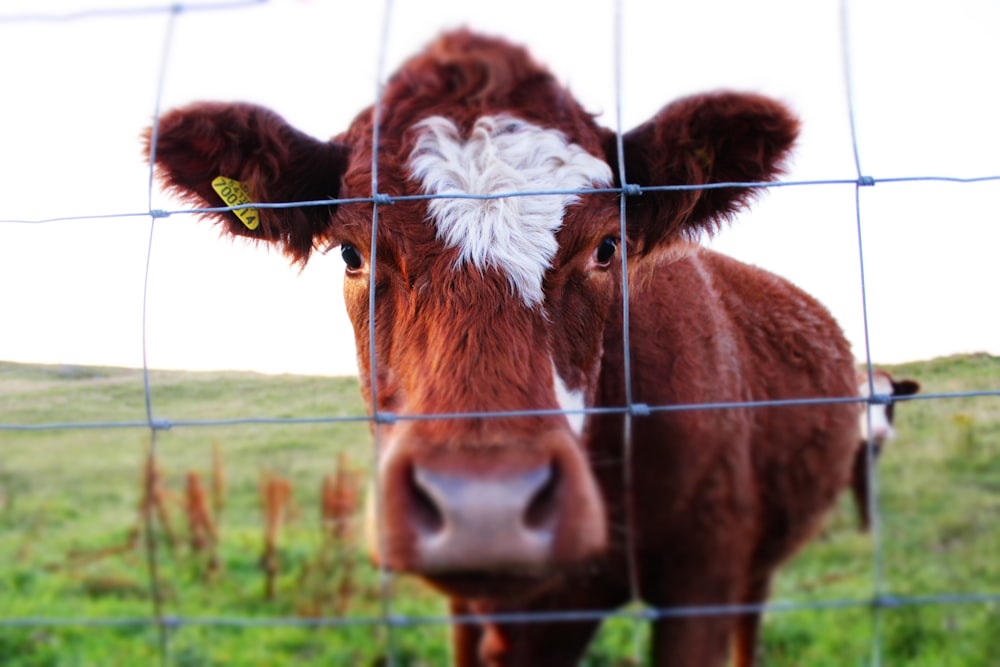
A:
0;1;997;665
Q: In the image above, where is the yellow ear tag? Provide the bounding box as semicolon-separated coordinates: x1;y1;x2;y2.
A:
211;176;260;231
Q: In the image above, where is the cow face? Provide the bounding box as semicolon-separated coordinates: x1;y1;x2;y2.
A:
859;369;921;447
337;115;620;595
148;30;798;599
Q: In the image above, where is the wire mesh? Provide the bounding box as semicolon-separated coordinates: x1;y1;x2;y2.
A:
0;1;997;665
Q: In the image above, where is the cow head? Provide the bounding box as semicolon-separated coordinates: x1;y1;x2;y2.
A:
148;30;798;598
859;368;921;446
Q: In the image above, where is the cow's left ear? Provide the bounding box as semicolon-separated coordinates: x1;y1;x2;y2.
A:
892;379;921;397
602;92;799;253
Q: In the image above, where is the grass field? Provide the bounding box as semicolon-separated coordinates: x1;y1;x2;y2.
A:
0;355;997;666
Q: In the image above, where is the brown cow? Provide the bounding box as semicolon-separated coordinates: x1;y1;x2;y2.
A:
148;30;858;667
852;368;921;531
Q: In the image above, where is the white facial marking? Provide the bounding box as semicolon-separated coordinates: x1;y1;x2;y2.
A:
859;375;895;444
409;115;613;307
552;362;586;437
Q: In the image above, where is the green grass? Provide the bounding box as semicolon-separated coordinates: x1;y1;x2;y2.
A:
0;356;997;665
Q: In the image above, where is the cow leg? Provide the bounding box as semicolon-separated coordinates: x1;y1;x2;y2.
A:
477;615;603;667
650;612;735;667
647;568;743;667
731;575;771;667
851;445;872;531
461;577;628;667
450;599;485;667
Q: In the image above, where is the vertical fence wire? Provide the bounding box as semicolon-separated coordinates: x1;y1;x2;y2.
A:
837;1;887;664
611;0;646;662
368;0;403;663
0;1;998;665
141;5;183;664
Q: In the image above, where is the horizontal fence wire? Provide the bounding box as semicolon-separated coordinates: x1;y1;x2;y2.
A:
1;592;997;630
0;0;998;664
0;0;265;23
3;391;999;432
3;176;1000;226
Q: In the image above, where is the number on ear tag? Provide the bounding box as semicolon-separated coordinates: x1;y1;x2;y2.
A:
211;176;260;231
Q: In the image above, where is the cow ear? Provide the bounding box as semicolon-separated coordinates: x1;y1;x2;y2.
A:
602;92;799;253
145;102;350;264
892;379;921;397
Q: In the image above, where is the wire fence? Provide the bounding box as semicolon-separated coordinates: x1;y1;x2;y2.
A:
1;1;998;665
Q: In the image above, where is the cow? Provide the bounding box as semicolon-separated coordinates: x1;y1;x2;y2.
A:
147;29;859;667
852;368;921;531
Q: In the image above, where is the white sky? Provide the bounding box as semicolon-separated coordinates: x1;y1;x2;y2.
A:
1;0;998;377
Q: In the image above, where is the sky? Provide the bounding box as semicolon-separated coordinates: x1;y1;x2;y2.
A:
1;0;998;377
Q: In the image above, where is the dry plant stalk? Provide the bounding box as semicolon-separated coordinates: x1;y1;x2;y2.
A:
184;471;221;580
62;525;142;571
305;452;363;616
260;472;294;600
211;440;227;520
185;472;215;552
60;443;226;577
142;446;178;553
16;507;49;564
59;443;173;571
322;452;362;543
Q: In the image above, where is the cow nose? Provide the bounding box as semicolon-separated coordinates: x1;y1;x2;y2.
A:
407;463;560;572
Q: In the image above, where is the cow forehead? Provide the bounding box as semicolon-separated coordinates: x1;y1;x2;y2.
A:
867;373;894;397
408;114;613;307
859;371;893;396
873;374;894;396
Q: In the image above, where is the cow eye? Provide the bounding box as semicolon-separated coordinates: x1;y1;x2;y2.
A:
340;244;364;271
594;237;618;266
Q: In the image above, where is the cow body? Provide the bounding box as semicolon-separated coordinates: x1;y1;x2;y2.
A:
149;30;859;666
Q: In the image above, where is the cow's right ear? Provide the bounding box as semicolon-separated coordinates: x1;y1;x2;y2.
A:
892;378;921;397
145;102;350;264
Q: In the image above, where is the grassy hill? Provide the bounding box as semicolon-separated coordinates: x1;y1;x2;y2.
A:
0;355;997;666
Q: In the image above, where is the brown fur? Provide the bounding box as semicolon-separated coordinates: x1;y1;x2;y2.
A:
148;29;859;667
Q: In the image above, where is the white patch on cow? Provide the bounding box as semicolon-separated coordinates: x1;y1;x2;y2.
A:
409;115;613;307
552;362;586;437
859;374;895;443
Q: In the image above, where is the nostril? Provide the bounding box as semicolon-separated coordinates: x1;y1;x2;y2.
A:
524;464;560;531
408;467;445;535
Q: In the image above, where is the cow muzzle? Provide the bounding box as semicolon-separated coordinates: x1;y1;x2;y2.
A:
367;426;606;587
408;463;557;572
